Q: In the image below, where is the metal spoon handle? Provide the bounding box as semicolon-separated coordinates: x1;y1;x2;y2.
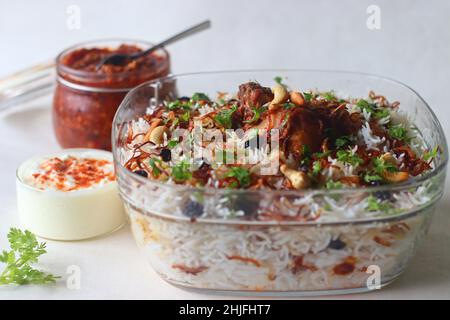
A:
133;20;211;58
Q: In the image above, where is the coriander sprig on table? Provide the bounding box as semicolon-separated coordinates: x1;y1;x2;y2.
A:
0;228;59;285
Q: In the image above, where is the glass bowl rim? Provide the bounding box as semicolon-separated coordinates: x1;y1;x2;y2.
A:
112;69;448;197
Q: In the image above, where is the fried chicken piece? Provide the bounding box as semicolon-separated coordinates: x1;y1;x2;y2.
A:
283;107;325;159
238;82;274;109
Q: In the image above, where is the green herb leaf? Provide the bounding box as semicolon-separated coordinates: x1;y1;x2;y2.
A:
366;195;392;212
224;167;251;188
389;124;408;141
356;99;374;112
335;135;354;149
322;91;337;101
423;146;439;162
303;92;313;102
372;157;398;175
300;144;312;166
148;158;161;177
179;111;190;123
167;139;179;149
171;161;192;182
282;102;296;109
214;105;237;129
302;145;311;157
244;106;267;124
336;149;363;166
373;108;390;120
356;99;390;120
313;151;331;159
363;173;382;183
274;76;284;85
191;92;210;102
326;180;343;189
0;228;59;285
167;100;191;110
312;161;322;175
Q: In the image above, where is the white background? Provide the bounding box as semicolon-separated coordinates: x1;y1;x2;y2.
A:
0;0;449;299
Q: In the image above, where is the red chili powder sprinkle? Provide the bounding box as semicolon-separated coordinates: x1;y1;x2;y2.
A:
32;156;115;191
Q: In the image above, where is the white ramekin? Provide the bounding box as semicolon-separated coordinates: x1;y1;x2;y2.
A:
16;148;126;241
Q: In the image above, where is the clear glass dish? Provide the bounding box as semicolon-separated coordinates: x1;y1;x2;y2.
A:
112;70;448;296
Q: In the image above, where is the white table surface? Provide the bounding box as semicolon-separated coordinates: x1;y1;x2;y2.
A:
0;0;449;300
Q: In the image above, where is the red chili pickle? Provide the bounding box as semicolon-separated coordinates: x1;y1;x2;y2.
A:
53;40;170;150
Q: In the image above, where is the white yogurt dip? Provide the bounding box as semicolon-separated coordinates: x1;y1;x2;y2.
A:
16;149;126;240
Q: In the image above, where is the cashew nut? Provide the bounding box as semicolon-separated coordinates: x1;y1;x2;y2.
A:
290;91;305;106
280;164;310;189
379;152;407;182
149;125;168;145
202;117;215;128
381;152;396;165
383;171;409;183
270;84;289;109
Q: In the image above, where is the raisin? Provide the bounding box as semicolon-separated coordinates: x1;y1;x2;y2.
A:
182;200;204;218
133;170;148;178
328;238;346;250
374;191;392;201
233;195;259;217
368;180;381;187
160;148;172;162
179;96;190;102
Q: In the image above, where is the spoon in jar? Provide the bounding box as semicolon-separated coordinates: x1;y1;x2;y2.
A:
95;20;211;70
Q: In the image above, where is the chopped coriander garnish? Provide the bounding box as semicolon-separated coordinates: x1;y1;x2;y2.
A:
423;146;439;162
167;100;191;110
363;156;398;184
356;99;390;120
313;151;331;159
167;139;179;149
363;173;382;183
389;124;408;141
0;228;59;285
373;108;390;120
244;106;267;124
312;161;322;175
170;118;180;129
171;161;192;182
179;111;190;123
300;144;312;166
191;92;210;102
148;158;161;177
274;76;284;85
326;180;343;189
336;149;363;166
356;99;375;113
372;157;398;175
366;195;392;212
283;102;296;109
302;145;312;157
225;167;251;188
322;91;337;101
214;104;237;129
303;92;313;102
335;135;354;149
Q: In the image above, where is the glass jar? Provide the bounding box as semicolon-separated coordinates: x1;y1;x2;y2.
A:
53;39;171;150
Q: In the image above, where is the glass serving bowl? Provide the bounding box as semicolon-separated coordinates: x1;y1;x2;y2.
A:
112;70;447;296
